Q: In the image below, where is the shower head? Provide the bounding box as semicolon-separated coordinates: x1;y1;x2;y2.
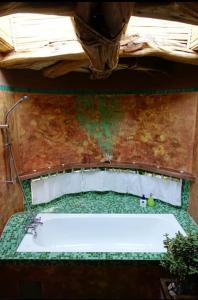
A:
4;95;29;124
21;95;28;101
16;95;29;105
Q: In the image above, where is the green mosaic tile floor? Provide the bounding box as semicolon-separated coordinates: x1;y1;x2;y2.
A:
0;183;197;261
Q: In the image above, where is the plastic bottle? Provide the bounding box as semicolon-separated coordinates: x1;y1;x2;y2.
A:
140;194;147;207
147;193;155;207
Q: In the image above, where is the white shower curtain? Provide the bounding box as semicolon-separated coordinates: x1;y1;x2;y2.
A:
31;170;182;206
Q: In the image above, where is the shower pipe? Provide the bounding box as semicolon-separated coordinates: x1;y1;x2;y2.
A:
0;95;35;218
0;95;28;183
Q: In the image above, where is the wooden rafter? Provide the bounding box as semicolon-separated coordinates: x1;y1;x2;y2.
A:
0;2;198;26
0;14;198;78
42;59;89;78
133;2;198;26
0;2;75;17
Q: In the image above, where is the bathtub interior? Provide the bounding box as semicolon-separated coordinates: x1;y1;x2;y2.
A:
17;213;186;253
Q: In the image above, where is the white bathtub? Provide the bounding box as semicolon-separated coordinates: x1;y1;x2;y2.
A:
17;213;186;253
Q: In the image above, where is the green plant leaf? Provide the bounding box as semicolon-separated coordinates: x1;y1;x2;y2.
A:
160;230;198;283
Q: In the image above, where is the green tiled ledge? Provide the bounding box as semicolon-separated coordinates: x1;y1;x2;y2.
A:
0;185;197;261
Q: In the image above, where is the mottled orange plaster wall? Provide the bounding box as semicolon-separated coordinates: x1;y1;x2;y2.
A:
189;96;198;224
0;91;23;233
16;93;103;174
113;94;197;172
12;92;197;176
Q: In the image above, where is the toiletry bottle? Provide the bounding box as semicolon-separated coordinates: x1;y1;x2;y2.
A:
140;194;147;208
147;193;155;207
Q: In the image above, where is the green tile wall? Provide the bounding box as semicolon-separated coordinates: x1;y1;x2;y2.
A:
22;174;190;213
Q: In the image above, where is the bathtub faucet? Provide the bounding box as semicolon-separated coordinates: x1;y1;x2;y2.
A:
29;216;43;225
26;216;43;238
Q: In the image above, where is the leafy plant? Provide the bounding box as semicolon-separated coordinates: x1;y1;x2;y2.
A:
160;231;198;295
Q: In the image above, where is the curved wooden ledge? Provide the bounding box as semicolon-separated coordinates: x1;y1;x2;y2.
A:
19;162;195;182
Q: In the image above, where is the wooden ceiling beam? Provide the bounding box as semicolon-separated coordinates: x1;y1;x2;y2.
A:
1;15;198;77
41;43;198;79
120;42;198;66
0;4;197;77
134;2;198;26
0;2;75;17
42;59;89;78
0;2;198;26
